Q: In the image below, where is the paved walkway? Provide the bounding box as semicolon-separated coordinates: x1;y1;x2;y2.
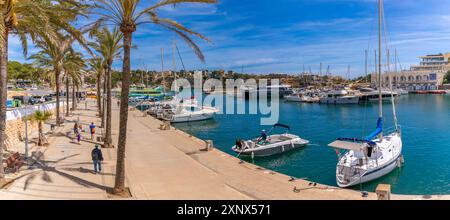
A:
0;100;116;199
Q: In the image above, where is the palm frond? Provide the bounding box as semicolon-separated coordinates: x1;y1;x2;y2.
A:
139;0;217;17
166;26;205;62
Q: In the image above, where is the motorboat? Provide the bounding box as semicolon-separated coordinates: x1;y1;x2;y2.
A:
393;88;409;95
232;124;309;157
284;92;309;102
328;0;403;188
320;90;360;104
358;88;398;102
162;105;219;123
243;84;293;99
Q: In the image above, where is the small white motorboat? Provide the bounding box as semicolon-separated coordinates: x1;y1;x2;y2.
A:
232;124;309;157
163;105;219;123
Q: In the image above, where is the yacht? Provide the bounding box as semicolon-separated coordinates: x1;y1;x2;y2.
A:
320;90;360;104
285;92;309;102
243;84;293;99
358;88;398;102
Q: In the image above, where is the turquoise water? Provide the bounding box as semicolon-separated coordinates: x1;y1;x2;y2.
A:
173;94;450;195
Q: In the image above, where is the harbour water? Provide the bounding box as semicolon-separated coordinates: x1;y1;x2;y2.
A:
173;94;450;195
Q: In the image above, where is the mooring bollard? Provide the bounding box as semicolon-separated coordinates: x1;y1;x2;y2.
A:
160;121;171;130
205;140;214;151
376;184;391;200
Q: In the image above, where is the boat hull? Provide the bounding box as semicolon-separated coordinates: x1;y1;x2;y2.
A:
337;154;402;188
336;132;403;188
320;97;359;104
232;142;308;157
170;112;215;123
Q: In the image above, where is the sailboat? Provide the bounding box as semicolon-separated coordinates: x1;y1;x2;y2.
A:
328;0;403;188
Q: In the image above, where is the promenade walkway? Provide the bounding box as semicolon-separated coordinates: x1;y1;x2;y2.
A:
0;101;116;199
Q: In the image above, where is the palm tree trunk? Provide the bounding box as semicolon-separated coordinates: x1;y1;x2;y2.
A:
55;68;61;126
72;83;76;110
114;31;132;194
105;66;112;147
76;85;80;104
38;122;43;146
97;74;101;117
0;29;9;179
65;74;70;117
101;68;107;128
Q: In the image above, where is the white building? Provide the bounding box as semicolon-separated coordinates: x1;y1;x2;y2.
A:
372;53;450;91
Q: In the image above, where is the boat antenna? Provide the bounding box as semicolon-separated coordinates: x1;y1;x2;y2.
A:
378;0;383;139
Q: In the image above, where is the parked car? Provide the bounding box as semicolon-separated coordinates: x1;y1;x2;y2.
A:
33;95;46;103
13;96;37;105
44;95;53;102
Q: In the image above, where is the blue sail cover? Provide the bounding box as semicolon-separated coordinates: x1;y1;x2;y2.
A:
365;117;383;141
336;118;382;147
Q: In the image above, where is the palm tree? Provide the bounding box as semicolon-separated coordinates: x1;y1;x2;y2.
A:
95;0;216;195
89;27;123;148
0;0;89;179
30;26;94;126
29;111;53;146
88;58;104;118
63;51;85;114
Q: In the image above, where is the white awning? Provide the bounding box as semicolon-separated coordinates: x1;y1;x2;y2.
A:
328;140;366;151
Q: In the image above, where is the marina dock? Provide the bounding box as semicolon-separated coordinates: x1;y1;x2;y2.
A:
111;100;376;200
1;99;449;200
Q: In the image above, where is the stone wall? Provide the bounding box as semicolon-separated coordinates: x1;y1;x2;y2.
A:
3;101;69;150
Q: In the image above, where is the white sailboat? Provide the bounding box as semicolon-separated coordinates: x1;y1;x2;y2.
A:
328;0;403;188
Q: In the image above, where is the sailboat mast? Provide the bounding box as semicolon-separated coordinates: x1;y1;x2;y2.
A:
378;0;383;123
365;50;368;82
161;48;165;91
172;40;178;93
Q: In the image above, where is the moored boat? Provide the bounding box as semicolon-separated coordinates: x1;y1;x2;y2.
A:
232;124;309;157
328;0;404;188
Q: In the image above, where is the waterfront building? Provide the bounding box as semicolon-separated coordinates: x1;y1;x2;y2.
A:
372;53;450;91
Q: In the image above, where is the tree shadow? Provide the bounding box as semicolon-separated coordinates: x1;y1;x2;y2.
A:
19;153;112;192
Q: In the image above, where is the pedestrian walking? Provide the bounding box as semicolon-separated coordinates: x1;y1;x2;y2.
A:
77;132;81;144
117;100;120;108
73;122;79;135
91;145;104;174
89;122;96;140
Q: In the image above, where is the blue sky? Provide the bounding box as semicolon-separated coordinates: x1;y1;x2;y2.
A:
8;0;450;78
